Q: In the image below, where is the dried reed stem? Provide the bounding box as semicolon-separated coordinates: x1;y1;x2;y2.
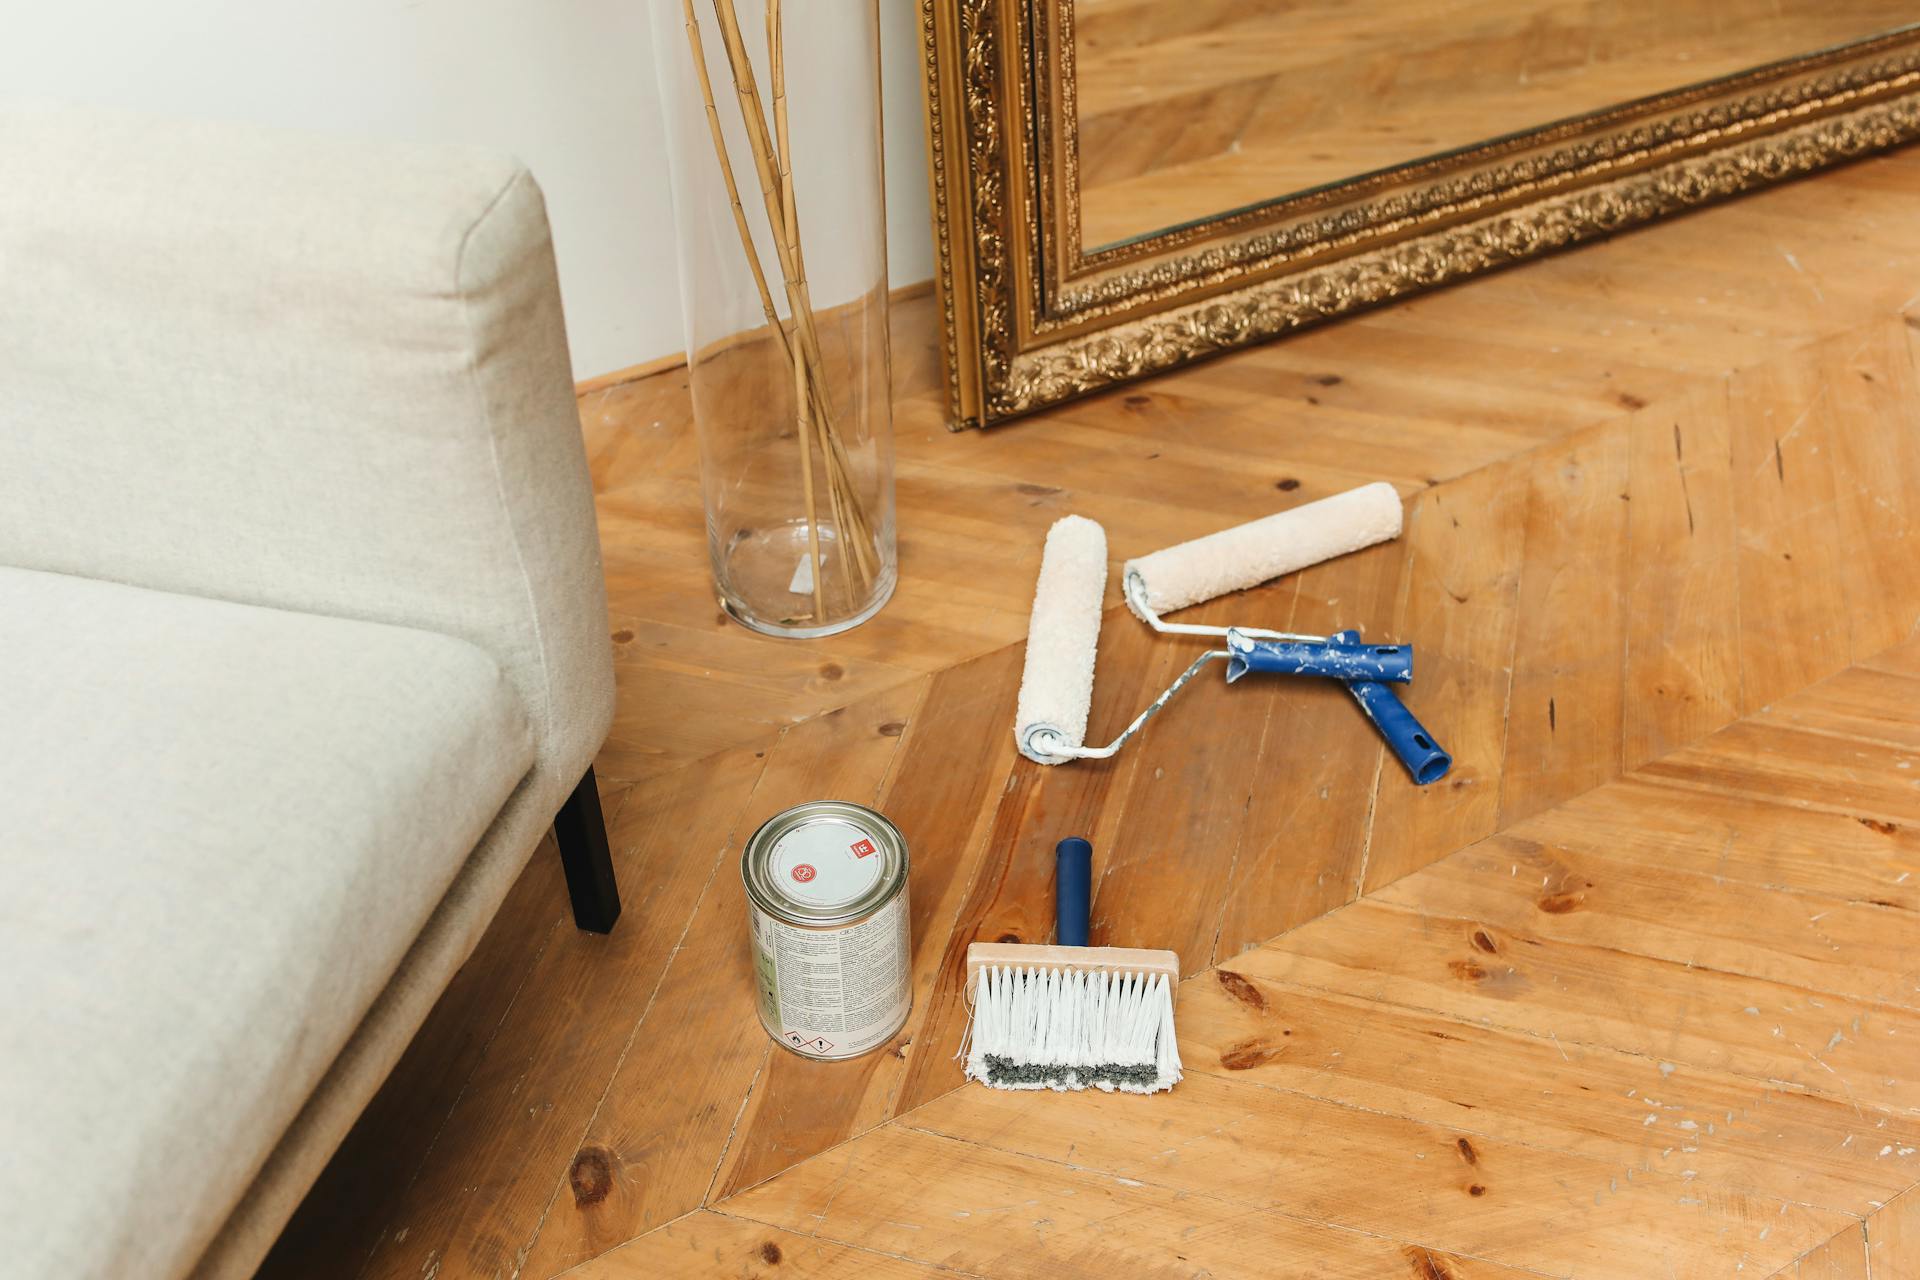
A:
680;0;789;365
695;0;881;607
681;0;837;459
767;0;874;605
767;0;825;618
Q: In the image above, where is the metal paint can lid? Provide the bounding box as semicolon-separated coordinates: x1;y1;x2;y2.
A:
741;800;909;928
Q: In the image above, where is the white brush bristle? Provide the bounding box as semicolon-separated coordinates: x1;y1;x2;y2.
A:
1124;481;1403;618
963;965;1181;1094
1014;515;1108;764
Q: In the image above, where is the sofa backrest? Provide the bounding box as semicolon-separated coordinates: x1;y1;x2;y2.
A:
0;107;614;799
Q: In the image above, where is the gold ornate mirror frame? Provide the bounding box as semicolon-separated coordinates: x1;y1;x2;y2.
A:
918;2;1920;428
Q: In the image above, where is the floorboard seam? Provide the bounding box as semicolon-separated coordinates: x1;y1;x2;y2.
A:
1621;768;1920;828
542;1206;704;1280
881;729;1022;1120
1180;1059;1886;1218
868;677;938;813
1764;1212;1873;1279
1858;1179;1920;1279
1740;717;1920;754
506;746;777;1279
702;1204;997;1278
701;1047;772;1207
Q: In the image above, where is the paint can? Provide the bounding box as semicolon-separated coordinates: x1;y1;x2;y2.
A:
741;800;911;1060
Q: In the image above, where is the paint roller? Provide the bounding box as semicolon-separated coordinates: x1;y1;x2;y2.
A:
1014;514;1261;766
1013;515;1112;766
1123;481;1405;640
1014;486;1449;782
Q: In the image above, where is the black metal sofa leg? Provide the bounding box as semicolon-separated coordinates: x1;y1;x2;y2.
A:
555;765;621;933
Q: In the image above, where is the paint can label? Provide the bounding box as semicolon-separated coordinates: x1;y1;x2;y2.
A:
741;801;912;1061
749;887;910;1058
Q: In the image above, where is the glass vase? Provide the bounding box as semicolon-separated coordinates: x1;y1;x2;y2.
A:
653;0;897;638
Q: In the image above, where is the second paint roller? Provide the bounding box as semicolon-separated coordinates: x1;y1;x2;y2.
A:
1014;485;1450;780
1123;481;1406;639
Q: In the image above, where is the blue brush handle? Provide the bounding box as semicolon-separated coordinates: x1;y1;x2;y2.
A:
1055;837;1092;946
1331;630;1451;785
1225;630;1411;684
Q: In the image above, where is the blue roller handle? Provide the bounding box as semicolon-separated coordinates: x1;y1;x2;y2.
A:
1331;630;1451;785
1225;631;1411;684
1055;837;1093;946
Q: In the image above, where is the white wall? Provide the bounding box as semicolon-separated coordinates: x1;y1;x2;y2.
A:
0;0;933;381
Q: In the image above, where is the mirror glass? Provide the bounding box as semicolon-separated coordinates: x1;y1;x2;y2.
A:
1074;1;1917;251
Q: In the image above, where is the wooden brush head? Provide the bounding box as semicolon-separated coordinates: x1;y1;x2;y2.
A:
965;942;1181;983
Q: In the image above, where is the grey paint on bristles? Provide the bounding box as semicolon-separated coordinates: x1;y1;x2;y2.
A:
961;963;1181;1095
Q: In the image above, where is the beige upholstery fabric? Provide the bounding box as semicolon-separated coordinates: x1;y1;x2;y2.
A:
0;106;614;827
0;107;619;1279
186;776;562;1280
0;566;534;1279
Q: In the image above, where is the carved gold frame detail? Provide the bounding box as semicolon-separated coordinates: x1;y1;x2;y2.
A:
917;2;1920;427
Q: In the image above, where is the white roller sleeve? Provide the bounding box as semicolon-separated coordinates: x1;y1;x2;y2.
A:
1014;515;1108;764
1124;482;1403;618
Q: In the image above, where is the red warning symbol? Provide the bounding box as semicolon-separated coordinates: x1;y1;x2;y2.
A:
850;838;877;858
791;863;817;882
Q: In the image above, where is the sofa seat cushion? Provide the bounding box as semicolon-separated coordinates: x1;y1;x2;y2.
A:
0;566;535;1278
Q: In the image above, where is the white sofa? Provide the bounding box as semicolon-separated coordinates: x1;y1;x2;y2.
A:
0;108;620;1278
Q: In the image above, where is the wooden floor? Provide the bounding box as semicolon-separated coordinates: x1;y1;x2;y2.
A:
1074;0;1912;247
261;149;1920;1278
